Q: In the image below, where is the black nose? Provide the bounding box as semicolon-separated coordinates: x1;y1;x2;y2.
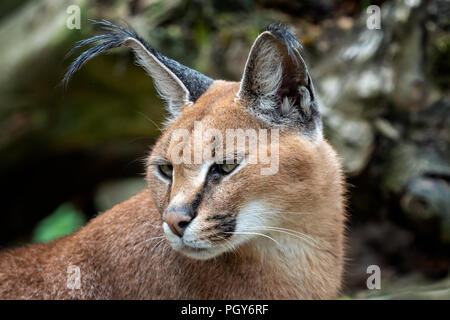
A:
165;210;193;237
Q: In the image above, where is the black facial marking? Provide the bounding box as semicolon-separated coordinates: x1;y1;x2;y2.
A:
190;192;203;219
206;164;223;183
205;162;238;183
206;214;230;222
207;216;237;241
218;218;236;236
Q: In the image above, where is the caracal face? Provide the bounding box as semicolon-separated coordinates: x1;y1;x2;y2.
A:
146;81;337;260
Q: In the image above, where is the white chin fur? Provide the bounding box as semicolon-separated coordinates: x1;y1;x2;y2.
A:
163;223;227;260
178;246;224;260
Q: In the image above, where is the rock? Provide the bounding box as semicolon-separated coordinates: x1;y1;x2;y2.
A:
401;176;450;243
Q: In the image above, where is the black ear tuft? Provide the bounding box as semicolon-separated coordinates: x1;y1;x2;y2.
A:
63;20;213;108
238;24;322;138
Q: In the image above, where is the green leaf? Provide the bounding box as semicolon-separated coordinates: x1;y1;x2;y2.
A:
32;203;86;243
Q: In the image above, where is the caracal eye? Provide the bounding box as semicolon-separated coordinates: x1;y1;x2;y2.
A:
158;164;173;179
220;162;239;174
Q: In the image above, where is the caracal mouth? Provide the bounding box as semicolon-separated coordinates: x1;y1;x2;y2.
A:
175;243;225;260
162;222;224;260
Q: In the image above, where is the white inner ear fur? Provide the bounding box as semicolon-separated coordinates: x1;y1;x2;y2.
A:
237;32;284;111
124;38;191;119
237;32;310;120
255;51;284;113
236;32;323;141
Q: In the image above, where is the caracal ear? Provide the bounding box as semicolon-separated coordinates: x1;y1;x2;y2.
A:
237;24;322;138
64;20;213;124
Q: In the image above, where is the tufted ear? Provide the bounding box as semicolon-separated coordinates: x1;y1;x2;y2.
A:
237;24;322;138
64;20;213;121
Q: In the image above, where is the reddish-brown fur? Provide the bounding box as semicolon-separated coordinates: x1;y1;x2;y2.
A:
0;82;346;299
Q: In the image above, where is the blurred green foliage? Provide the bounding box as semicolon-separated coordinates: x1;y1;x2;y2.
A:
32;203;86;243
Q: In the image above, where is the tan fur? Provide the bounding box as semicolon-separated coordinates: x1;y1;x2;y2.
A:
0;81;346;299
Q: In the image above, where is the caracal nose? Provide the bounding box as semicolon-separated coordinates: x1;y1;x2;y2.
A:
165;211;193;237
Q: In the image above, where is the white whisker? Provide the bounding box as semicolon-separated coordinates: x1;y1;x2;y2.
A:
150;238;166;253
145;235;165;242
161;242;170;256
216;235;240;262
224;231;283;248
282;211;312;215
244;226;320;248
133;235;165;249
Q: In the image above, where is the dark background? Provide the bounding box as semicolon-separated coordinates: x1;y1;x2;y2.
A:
0;0;448;298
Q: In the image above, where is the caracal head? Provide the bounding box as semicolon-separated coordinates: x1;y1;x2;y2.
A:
66;21;343;260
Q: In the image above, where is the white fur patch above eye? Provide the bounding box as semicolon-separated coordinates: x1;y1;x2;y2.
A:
192;162;213;187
